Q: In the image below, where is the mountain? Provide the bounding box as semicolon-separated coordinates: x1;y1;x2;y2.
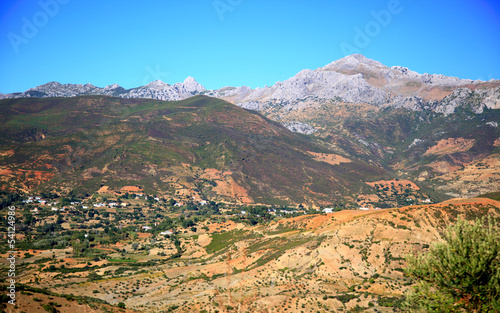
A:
212;55;500;200
122;77;206;100
1;55;499;201
2;76;206;101
221;54;500;115
0;95;395;206
4;55;499;115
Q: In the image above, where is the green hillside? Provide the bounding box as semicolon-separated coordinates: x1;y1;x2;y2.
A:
0;95;390;206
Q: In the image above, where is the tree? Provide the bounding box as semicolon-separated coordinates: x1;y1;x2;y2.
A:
404;218;500;312
87;271;102;281
131;242;139;250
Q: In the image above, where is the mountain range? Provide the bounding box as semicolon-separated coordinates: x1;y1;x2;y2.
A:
1;55;499;205
3;55;499;117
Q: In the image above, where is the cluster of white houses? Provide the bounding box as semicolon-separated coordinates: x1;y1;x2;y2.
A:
23;196;56;206
321;207;379;213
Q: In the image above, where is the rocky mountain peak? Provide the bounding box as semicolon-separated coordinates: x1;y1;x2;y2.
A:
145;80;170;89
180;76;206;93
323;54;387;73
30;81;62;90
104;83;121;90
183;76;197;85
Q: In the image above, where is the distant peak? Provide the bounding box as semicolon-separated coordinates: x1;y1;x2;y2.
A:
180;76;206;92
26;81;62;91
42;81;62;87
184;76;197;84
347;53;368;60
146;80;169;87
340;54;384;65
104;83;121;90
322;54;387;72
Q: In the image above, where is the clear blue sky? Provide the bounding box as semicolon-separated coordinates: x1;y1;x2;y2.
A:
1;0;499;93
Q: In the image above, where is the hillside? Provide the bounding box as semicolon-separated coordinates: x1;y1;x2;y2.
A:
259;98;500;199
0;95;391;206
6;197;500;312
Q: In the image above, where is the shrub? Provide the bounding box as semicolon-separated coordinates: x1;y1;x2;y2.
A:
405;218;500;312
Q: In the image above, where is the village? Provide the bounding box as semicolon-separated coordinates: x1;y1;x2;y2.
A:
1;186;412;262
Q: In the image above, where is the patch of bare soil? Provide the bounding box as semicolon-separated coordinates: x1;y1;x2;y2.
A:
424;137;475;156
202;168;253;203
196;234;212;247
428;160;463;174
0;149;14;157
0;168;13;175
120;186;143;193
97;185;109;193
419;86;455;101
307;151;352;165
137;232;152;239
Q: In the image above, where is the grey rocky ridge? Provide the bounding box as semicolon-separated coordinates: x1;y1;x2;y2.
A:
2;54;499;131
222;54;500;117
2;76;206;102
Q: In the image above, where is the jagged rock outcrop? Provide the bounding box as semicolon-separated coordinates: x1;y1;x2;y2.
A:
122;80;182;101
282;121;317;135
430;86;500;115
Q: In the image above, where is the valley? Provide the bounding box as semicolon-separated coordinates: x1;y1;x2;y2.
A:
2;191;500;312
1;55;499;312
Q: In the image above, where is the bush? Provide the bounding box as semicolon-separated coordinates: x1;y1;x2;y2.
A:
405;218;500;312
335;293;357;304
42;304;57;313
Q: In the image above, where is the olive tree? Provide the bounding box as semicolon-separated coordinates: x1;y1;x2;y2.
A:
404;218;500;312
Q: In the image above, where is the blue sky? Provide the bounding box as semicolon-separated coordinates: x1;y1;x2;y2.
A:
0;0;499;93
